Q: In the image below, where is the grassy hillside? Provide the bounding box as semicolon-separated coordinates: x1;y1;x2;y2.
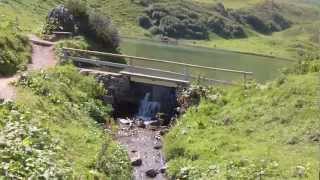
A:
0;65;132;178
164;58;320;179
1;0;319;59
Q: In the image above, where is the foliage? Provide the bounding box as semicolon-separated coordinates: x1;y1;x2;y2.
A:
0;23;31;76
164;58;320;179
96;141;133;179
0;65;132;178
87;10;120;53
0;103;69;179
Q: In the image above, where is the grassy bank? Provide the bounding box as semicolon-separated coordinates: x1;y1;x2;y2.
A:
0;65;132;178
164;58;320;179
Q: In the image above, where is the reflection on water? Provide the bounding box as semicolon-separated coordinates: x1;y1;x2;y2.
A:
120;38;294;83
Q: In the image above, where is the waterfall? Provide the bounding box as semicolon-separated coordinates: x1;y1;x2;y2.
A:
137;93;161;121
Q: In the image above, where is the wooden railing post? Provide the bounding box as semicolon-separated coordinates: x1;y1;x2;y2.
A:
183;66;190;82
243;73;247;88
127;57;133;72
62;48;68;62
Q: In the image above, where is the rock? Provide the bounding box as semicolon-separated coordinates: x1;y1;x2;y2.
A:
159;166;166;174
149;120;161;126
223;117;233;126
131;157;142;167
159;129;169;136
309;133;320;142
119;118;132;125
47;5;76;33
146;169;158;178
153;144;162;150
0;137;6;148
136;120;146;128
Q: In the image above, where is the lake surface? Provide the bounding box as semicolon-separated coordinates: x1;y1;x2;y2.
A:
120;38;293;83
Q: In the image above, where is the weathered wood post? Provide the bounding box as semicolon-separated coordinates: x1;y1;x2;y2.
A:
127;57;133;73
62;48;68;63
183;65;190;82
243;73;247;88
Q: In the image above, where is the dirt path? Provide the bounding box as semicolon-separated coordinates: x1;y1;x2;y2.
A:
117;123;167;180
0;36;56;101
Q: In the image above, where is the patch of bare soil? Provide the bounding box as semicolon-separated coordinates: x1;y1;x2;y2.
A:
0;36;56;101
117;122;168;180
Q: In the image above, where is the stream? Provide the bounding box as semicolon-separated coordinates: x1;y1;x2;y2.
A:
115;38;295;179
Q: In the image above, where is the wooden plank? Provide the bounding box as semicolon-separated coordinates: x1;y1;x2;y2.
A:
63;47;253;75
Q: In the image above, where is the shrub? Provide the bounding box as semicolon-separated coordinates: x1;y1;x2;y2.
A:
138;15;152;29
87;11;120;53
96;142;132;179
0;33;31;76
149;26;162;35
65;0;89;33
158;16;208;39
243;14;271;34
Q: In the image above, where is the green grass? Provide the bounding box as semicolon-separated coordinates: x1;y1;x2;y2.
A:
1;0;319;60
189;22;320;60
0;65;132;178
164;59;320;179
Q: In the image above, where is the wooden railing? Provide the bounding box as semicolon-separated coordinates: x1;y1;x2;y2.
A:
61;47;254;86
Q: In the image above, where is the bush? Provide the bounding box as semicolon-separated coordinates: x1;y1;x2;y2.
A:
96;142;132;179
149;26;162;35
46;2;120;53
0;65;132;178
158;16;208;39
0;33;31;76
65;0;89;33
244;14;271;34
138;15;152;29
87;11;120;53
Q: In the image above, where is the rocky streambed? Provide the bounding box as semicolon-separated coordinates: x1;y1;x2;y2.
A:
116;119;169;180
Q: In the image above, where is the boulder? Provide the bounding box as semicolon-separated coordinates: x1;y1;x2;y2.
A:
159;166;167;174
131;157;142;167
153;144;162;150
46;5;76;33
146;169;158;178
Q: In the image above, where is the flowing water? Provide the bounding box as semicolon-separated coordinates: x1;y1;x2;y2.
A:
120;38;294;83
137;93;161;121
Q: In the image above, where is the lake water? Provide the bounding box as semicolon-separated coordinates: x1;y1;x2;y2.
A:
120;38;294;83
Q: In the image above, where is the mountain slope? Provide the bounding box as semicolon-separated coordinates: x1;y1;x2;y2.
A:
1;0;319;59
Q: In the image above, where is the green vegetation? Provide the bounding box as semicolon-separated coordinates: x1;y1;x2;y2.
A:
164;57;320;179
0;65;132;178
0;23;31;76
1;0;319;59
45;1;120;53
